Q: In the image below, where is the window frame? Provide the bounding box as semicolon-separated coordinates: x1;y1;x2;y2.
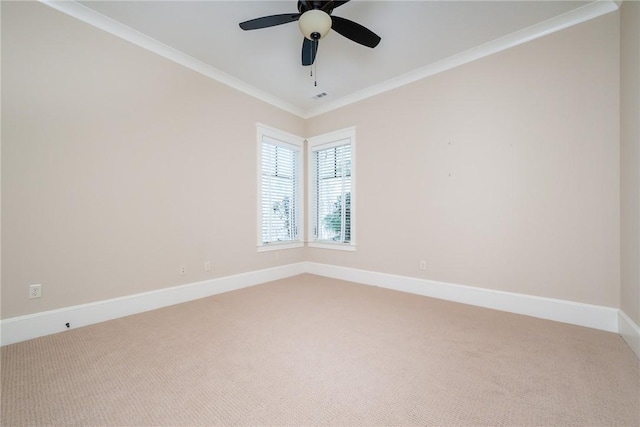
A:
307;126;356;251
256;123;304;252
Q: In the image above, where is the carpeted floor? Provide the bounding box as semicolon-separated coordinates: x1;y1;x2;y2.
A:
2;274;639;426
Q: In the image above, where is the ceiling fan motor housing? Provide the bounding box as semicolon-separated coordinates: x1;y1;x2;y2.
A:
297;1;334;14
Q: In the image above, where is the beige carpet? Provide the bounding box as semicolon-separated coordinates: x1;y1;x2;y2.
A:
2;274;639;426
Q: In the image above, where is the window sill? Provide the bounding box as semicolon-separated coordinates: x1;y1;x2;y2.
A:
257;242;304;252
308;242;356;252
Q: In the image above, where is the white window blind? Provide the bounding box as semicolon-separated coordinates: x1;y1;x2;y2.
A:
310;133;354;246
258;127;302;248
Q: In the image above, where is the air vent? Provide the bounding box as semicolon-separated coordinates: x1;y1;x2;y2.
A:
312;92;328;100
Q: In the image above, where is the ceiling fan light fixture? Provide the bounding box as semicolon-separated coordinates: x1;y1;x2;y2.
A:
298;9;332;40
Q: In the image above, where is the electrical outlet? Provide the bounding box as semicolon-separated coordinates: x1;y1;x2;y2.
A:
29;284;42;299
419;260;427;271
179;264;186;275
204;261;212;272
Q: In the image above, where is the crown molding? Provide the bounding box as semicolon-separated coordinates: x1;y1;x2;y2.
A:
303;0;619;118
39;0;306;118
40;0;618;120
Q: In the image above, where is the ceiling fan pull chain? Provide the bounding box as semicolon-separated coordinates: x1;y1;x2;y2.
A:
314;39;318;86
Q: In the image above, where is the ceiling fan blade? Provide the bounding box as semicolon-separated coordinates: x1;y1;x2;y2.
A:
331;15;381;48
239;13;300;30
302;38;319;66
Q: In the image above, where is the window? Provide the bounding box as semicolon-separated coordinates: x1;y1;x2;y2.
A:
257;124;304;251
308;127;356;251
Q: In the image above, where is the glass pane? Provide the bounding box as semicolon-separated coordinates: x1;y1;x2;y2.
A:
261;142;298;243
315;144;351;243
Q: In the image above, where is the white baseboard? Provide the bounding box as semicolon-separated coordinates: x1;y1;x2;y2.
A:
0;263;306;346
1;261;623;347
305;262;619;333
618;310;640;359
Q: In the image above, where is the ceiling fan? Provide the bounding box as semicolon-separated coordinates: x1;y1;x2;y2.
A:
239;0;381;66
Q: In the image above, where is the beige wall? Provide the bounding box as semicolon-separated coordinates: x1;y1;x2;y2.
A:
1;2;626;320
621;0;640;325
306;12;621;307
1;2;305;318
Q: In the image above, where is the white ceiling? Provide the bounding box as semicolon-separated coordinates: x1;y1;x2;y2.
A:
47;0;617;117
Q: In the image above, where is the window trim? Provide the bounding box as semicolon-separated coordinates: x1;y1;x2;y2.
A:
256;123;304;252
307;126;356;251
